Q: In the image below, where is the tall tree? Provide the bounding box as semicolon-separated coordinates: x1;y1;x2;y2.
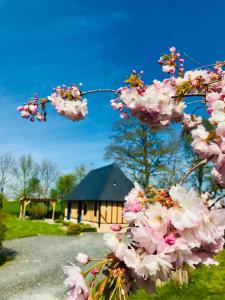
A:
38;159;59;197
105;119;181;188
25;176;41;197
15;154;38;197
54;174;77;200
51;165;87;200
0;152;14;194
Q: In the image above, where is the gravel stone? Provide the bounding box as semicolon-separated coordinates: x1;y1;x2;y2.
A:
0;234;107;300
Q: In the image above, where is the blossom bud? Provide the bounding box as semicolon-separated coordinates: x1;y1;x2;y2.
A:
91;268;100;275
21;111;30;118
120;112;129;119
169;46;176;53
111;224;122;231
37;114;44;121
75;253;89;265
17;106;24;111
165;232;175;245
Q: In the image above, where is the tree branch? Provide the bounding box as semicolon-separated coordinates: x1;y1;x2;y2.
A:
186;100;205;105
177;158;208;185
81;89;118;96
195;62;225;70
183;52;202;66
208;194;225;209
172;93;205;99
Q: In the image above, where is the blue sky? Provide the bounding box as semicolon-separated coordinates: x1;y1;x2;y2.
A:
0;0;225;173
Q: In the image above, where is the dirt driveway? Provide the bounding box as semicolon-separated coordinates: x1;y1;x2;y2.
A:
0;234;106;300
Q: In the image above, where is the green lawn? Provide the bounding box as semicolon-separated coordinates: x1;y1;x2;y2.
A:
131;250;225;300
3;200;20;215
5;216;66;240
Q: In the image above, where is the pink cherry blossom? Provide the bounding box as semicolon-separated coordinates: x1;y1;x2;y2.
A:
169;185;205;230
63;264;89;300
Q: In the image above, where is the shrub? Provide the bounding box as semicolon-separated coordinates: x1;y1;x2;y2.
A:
0;211;7;249
67;223;97;235
55;214;64;223
80;224;97;232
29;204;47;220
62;220;71;226
67;223;82;235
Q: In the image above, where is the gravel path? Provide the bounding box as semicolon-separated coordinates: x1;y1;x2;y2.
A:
0;234;107;300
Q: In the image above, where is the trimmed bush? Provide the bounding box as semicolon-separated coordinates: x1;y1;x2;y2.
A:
62;220;71;226
67;223;97;235
67;223;81;235
80;224;97;232
29;204;47;220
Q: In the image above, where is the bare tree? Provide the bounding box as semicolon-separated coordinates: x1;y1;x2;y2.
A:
15;154;38;197
38;159;59;197
0;152;14;194
105;119;181;189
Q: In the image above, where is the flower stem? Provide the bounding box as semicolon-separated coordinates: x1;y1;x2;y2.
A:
177;158;208;185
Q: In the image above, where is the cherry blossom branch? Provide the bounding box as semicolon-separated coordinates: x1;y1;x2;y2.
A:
178;158;208;185
81;89;118;96
186;100;205;105
183;52;202;66
172;93;205;99
208;194;225;209
195;62;225;70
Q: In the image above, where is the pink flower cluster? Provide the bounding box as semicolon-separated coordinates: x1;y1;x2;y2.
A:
190;124;225;186
103;183;225;292
182;113;202;130
17;95;47;122
48;85;88;121
158;46;184;76
188;71;225;185
63;183;225;298
112;79;186;130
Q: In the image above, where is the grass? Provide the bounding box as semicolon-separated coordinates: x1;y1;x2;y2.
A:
5;216;66;240
131;250;225;300
3;200;20;215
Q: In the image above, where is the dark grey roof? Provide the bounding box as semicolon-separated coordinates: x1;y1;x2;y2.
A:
65;163;134;202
